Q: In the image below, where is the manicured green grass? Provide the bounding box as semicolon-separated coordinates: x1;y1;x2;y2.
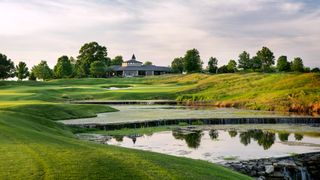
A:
1;73;319;112
1;73;318;179
0;104;249;179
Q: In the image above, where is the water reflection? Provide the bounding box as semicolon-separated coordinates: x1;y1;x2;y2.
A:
172;130;203;149
228;130;238;138
113;129;308;150
278;132;290;142
209;130;219;140
114;135;124;142
101;126;319;163
239;130;276;150
294;133;304;141
171;129;278;150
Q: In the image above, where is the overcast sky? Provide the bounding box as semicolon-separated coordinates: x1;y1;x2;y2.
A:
0;0;319;68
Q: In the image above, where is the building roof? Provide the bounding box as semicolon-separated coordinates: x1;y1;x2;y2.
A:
111;65;171;72
124;54;142;64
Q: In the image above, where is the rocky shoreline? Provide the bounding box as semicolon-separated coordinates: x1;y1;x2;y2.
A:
223;152;320;180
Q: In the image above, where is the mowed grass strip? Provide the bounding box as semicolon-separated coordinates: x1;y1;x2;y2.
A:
0;104;250;179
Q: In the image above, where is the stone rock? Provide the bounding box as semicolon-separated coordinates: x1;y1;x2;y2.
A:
277;160;296;168
249;170;256;176
265;165;274;174
270;171;284;178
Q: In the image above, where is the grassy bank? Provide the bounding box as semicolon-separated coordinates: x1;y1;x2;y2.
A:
1;73;318;179
0;103;249;179
1;73;319;114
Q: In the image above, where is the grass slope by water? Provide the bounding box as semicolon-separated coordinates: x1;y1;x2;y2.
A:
0;73;318;179
1;73;319;113
0;104;249;179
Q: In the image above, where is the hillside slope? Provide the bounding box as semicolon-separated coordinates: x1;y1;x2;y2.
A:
148;73;320;114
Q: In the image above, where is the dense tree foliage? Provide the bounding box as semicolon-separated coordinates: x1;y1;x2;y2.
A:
238;51;251;70
15;61;29;80
208;57;218;74
276;56;291;72
227;60;237;73
90;61;106;78
144;61;153;66
77;42;109;76
250;56;263;71
28;71;36;81
2;43;318;81
183;49;202;73
111;56;123;66
0;53;15;79
31;61;53;81
291;57;304;72
53;56;73;78
171;57;184;73
217;65;229;73
256;47;275;72
311;67;320;73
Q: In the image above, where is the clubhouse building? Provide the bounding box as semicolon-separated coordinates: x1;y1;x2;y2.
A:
110;54;171;77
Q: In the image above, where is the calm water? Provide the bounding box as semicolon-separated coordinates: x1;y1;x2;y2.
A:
61;105;308;125
102;128;320;163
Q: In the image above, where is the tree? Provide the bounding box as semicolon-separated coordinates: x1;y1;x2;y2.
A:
227;60;237;73
32;61;53;81
0;53;15;79
291;57;304;72
311;67;320;73
77;42;109;76
74;60;86;78
69;56;77;77
29;71;36;81
208;57;218;74
251;56;262;71
256;47;275;72
183;49;202;73
276;56;290;72
304;67;311;73
111;56;123;66
90;61;106;78
144;61;153;66
15;61;29;80
238;51;251;70
218;65;229;73
53;56;73;78
171;57;184;73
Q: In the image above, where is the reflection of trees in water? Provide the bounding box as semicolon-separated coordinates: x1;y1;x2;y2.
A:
240;131;251;146
239;129;275;150
228;130;238;138
209;130;219;140
114;136;124;142
172;130;203;149
278;132;290;142
257;132;275;150
294;133;304;141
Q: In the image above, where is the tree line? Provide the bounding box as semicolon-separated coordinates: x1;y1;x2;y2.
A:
171;47;320;74
0;42;127;80
1;43;319;81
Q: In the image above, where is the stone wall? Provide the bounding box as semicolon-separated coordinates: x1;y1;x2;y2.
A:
223;152;320;180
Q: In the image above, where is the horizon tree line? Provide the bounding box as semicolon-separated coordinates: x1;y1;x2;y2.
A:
0;42;319;81
171;46;320;74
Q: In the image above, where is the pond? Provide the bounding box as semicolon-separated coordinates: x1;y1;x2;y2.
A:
60;105;312;125
78;124;320;163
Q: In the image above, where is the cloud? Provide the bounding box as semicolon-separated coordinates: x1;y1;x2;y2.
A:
0;0;319;68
